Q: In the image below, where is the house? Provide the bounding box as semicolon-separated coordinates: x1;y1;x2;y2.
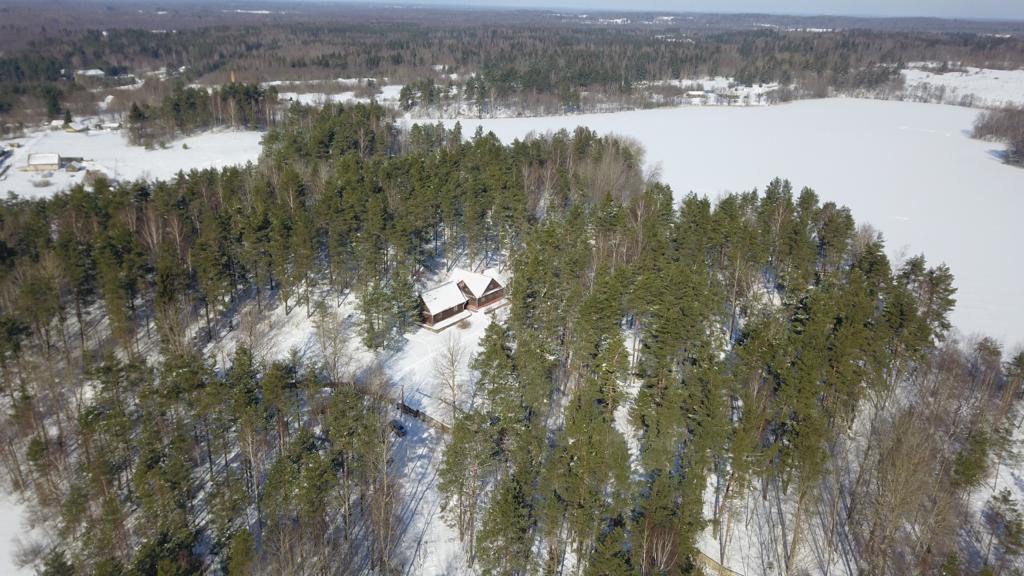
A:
419;281;469;327
26;153;60;172
452;269;506;311
419;270;507;329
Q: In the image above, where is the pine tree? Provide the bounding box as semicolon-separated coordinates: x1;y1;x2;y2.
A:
193;211;231;335
268;207;293;314
476;475;534;575
226;529;255;575
438;410;493;557
39;549;75;576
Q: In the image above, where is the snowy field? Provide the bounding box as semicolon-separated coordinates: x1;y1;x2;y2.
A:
1;128;264;199
901;65;1024;107
277;84;404;107
437;98;1024;350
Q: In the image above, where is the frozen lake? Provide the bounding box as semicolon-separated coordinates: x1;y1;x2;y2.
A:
438;98;1024;349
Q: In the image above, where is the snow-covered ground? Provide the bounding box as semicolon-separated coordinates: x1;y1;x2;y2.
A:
642;77;785;106
967;414;1024;570
1;128;263;199
438;98;1024;350
0;495;32;576
901;64;1024;107
277;84;404;108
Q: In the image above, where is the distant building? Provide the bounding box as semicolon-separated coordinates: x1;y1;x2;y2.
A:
75;69;105;79
26;153;60;172
24;154;83;172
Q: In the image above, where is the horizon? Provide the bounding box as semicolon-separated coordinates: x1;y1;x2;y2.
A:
318;0;1024;22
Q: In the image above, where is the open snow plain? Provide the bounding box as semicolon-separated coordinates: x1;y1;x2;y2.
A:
439;98;1024;349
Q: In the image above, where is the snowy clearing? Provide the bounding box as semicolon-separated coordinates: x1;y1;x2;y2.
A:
202;267;505;573
439;98;1024;349
901;64;1024;107
1;128;264;199
642;76;785;106
277;84;404;108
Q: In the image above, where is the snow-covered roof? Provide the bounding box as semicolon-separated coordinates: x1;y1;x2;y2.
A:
451;269;502;299
28;153;59;166
420;281;467;315
76;69;105;78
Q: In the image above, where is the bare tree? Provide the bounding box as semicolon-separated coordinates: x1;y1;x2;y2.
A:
237;302;274;366
366;375;401;574
313;300;352;383
434;332;466;427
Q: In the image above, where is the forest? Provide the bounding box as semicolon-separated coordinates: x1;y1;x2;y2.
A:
125;83;280;146
974;106;1024;165
1;98;1022;575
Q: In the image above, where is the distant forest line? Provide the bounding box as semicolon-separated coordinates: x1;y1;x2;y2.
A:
2;7;1024;127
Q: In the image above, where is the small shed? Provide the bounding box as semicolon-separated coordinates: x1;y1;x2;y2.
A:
26;153;60;172
420;282;468;327
452;269;505;311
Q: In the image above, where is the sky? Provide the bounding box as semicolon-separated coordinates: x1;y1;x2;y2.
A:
403;0;1024;21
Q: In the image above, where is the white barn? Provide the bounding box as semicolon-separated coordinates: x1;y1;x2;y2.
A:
26;153;60;172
